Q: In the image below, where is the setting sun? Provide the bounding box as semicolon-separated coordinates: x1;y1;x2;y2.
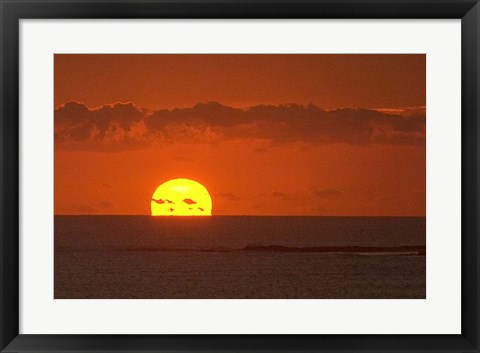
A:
151;178;212;216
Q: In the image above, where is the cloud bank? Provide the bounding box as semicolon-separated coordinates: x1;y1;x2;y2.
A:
55;101;425;150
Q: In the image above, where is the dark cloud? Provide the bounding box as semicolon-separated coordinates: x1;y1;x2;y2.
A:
313;188;342;199
55;101;147;150
183;198;197;205
55;101;425;150
100;201;114;209
270;192;290;201
214;192;240;201
76;204;96;213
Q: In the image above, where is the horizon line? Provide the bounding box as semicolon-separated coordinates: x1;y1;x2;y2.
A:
54;214;427;218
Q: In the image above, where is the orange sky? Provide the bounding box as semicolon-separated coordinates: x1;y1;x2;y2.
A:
54;54;426;216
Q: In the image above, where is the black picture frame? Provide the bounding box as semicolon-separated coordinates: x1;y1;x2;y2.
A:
1;0;478;352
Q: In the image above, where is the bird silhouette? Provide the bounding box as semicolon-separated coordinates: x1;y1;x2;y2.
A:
169;208;175;212
198;207;204;212
165;199;175;204
183;198;197;205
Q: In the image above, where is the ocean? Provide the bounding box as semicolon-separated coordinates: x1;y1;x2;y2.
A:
54;216;426;299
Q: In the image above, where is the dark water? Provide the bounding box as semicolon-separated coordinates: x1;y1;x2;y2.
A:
55;216;426;299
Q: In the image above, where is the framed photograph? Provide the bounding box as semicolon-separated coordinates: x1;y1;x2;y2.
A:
1;0;478;352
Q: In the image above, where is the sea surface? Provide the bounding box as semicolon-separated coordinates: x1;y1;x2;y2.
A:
55;216;426;299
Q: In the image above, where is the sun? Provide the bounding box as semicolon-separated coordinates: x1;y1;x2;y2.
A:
151;178;212;216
